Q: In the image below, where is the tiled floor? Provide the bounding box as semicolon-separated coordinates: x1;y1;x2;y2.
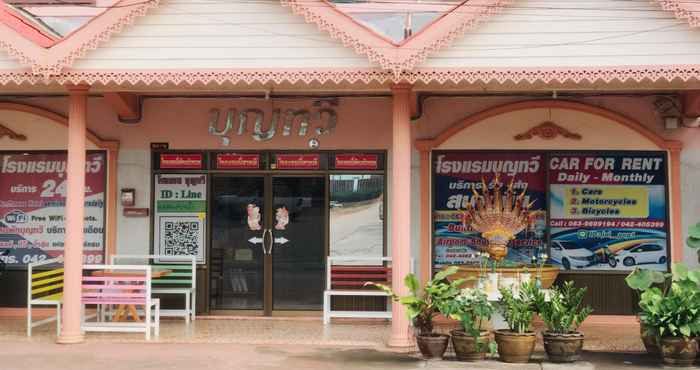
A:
1;315;645;353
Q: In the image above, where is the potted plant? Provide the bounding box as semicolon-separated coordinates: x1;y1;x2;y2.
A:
441;288;496;361
627;263;700;366
494;282;538;363
533;281;593;362
626;268;666;356
368;266;464;359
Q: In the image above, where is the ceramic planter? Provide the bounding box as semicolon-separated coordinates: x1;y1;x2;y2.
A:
659;336;698;367
639;323;660;356
450;330;491;361
494;329;536;363
416;333;450;359
542;331;584;362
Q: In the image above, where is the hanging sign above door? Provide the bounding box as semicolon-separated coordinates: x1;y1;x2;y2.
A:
216;153;260;170
274;154;321;170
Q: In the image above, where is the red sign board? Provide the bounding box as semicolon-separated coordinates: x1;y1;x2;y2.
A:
216;153;260;169
159;154;203;169
275;154;320;170
335;153;379;170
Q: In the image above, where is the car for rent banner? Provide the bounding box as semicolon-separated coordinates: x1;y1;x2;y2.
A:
0;152;106;267
432;151;547;268
548;152;668;272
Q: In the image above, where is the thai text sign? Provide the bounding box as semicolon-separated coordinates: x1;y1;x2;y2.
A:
432;151;547;268
275;154;320;170
548;152;668;271
0;152;106;266
334;153;379;170
159;154;203;169
216;153;260;169
154;174;207;263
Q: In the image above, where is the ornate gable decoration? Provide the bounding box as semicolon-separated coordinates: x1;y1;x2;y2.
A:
0;123;27;141
514;121;582;141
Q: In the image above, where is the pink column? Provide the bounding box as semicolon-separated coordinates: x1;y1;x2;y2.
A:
57;85;89;344
388;84;413;348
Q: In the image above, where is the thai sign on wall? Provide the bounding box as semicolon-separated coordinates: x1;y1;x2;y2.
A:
548;152;668;271
0;151;106;267
207;106;337;144
432;151;547;269
154;174;207;264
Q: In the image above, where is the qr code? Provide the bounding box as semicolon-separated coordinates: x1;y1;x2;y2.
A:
163;220;200;256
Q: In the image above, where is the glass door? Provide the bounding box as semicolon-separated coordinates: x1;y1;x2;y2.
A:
270;176;326;311
210;175;326;313
210;176;266;311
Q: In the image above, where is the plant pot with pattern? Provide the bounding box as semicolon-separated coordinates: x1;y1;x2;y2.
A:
442;287;496;361
494;282;539;363
533;281;593;363
627;263;700;367
367;266;464;360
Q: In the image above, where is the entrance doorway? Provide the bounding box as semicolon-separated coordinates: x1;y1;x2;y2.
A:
209;175;326;315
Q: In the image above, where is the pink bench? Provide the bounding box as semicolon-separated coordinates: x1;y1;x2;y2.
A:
81;264;160;340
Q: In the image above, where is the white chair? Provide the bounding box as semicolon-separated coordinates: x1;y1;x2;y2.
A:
27;256;64;337
110;254;196;322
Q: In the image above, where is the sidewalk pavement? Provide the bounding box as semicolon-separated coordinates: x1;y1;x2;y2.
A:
0;342;672;370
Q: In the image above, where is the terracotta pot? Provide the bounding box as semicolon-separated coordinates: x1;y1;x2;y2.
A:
543;331;584;363
450;330;491;362
416;333;450;360
494;330;536;363
450;265;560;289
639;323;660;357
660;336;698;367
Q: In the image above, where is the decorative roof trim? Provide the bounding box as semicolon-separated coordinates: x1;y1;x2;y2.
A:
37;0;160;76
279;0;396;70
652;0;700;28
280;0;510;75
0;0;159;76
394;0;511;72
1;65;700;86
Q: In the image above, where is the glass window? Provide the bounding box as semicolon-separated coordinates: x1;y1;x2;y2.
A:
329;174;384;260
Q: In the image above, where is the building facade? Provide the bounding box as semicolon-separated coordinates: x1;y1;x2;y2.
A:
1;0;699;345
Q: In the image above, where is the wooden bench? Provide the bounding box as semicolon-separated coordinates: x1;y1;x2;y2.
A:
81;264;160;340
110;254;196;322
323;256;393;324
27;257;64;337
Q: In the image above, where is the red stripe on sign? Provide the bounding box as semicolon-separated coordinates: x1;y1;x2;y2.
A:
335;154;378;170
160;154;202;169
217;153;260;169
276;154;320;170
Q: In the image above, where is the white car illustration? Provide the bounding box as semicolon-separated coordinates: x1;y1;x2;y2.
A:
617;240;667;267
550;240;596;270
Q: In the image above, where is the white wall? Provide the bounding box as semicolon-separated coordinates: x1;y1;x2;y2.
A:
681;149;700;269
114;149;151;255
423;0;700;68
71;0;376;69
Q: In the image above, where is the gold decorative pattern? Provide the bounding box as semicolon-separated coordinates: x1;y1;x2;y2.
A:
462;174;533;261
0;123;27;141
514;121;582;141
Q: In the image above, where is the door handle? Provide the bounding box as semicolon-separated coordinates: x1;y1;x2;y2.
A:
263;229;273;255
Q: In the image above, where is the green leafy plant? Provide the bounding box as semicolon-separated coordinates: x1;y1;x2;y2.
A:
497;282;538;333
627;263;700;339
367;266;464;335
533;281;593;334
442;288;496;352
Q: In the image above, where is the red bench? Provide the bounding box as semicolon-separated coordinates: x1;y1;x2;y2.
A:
323;257;393;324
